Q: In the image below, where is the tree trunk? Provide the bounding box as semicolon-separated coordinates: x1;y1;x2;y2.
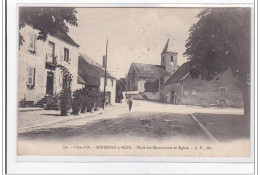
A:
242;85;250;117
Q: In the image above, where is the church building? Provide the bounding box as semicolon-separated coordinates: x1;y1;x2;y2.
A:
126;38;178;101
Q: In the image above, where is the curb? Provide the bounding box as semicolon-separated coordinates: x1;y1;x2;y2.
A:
18;106;117;133
189;113;218;143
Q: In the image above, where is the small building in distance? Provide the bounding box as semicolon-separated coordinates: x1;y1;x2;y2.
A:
78;53;117;104
164;62;244;107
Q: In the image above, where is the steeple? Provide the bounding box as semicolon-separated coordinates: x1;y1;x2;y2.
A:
161;38;178;74
161;38;177;54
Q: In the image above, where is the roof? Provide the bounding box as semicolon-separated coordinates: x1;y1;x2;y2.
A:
165;62;190;84
78;53;116;86
131;63;170;79
77;74;86;84
22;20;80;47
161;38;177;54
52;31;80;47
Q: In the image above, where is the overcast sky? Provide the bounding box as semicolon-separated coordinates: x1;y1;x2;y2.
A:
69;8;203;78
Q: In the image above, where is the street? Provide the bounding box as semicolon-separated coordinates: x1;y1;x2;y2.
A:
17;100;249;157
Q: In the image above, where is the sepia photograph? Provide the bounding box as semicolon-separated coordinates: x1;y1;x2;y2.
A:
17;6;252;157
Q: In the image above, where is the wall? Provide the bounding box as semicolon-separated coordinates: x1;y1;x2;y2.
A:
144;92;160;101
100;77;116;104
18;24;80;102
137;80;146;92
161;52;177;75
165;71;244;107
126;65;139;91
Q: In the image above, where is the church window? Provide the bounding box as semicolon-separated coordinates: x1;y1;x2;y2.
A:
162;56;165;62
171;56;173;62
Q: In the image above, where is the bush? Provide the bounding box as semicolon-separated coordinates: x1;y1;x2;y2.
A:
82;86;103;112
72;89;83;114
144;79;159;93
57;65;73;116
59;89;72;115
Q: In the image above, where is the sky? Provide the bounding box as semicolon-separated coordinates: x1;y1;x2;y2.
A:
69;8;203;78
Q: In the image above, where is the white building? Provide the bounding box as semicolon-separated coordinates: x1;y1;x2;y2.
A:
18;22;81;106
78;53;117;104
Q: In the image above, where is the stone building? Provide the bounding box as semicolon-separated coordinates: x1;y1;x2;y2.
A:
126;38;177;100
78;53;117;104
18;22;81;106
164;62;244;107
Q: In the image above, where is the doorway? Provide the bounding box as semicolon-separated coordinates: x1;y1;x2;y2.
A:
46;71;54;95
170;91;175;104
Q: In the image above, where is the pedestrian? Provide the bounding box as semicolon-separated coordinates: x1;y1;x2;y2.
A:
127;96;133;111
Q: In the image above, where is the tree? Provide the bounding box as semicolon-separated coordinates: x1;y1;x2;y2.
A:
19;7;78;46
144;79;159;93
116;78;126;100
184;8;251;116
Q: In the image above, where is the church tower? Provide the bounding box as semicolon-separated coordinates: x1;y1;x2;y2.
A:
161;38;178;74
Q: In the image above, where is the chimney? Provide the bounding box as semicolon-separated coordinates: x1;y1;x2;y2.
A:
103;55;106;68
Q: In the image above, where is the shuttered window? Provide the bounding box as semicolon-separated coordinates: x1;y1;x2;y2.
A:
27;68;35;86
28;33;36;52
64;48;69;62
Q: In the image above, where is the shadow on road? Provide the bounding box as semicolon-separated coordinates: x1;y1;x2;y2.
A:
194;113;250;142
19;112;210;141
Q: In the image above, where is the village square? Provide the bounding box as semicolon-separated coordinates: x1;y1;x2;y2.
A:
17;7;251;156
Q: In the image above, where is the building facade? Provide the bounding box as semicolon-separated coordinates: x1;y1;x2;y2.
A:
78;53;117;104
18;23;80;105
164;62;244;107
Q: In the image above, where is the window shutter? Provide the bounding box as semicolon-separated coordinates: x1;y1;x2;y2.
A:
27;33;30;51
27;68;34;85
28;33;35;51
33;68;36;86
60;47;63;61
33;34;36;52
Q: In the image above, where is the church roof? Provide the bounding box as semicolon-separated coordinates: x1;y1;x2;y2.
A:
131;63;170;79
161;38;177;54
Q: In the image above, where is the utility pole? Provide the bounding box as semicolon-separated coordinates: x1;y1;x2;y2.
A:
103;39;108;109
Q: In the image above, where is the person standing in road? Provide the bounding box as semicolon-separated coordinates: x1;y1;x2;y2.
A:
127;96;133;111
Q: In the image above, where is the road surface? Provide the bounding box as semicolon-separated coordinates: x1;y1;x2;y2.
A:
17;100;249;157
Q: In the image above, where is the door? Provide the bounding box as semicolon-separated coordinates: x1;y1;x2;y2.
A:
46;71;54;95
170;91;175;104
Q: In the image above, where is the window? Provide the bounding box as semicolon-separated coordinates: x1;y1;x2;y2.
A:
47;41;55;63
171;56;173;61
192;90;197;96
162;56;165;62
219;87;227;95
64;48;70;62
28;33;36;52
27;68;35;86
183;90;188;96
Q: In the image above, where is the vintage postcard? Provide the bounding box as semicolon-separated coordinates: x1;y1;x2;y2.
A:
17;6;253;158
